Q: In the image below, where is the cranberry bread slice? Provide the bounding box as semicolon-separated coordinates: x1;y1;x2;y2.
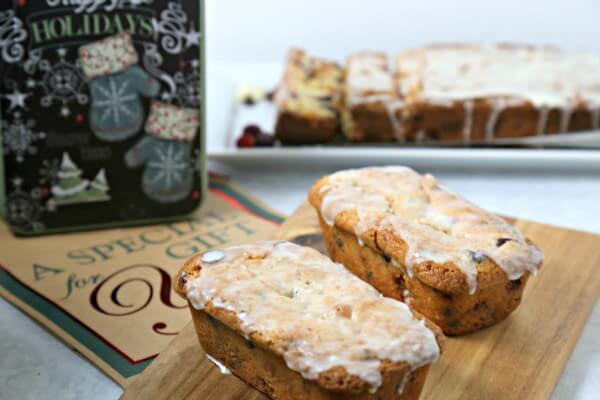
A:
174;241;443;400
273;49;343;144
309;167;543;335
342;52;404;142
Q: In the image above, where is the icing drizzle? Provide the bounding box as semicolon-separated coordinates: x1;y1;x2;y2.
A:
206;354;231;375
346;53;405;141
592;108;600;130
185;241;439;393
397;44;600;108
463;100;474;142
396;44;600;138
537;107;550;136
319;167;543;294
485;99;505;141
560;106;574;133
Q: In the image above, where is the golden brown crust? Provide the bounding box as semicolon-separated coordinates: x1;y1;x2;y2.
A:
342;52;401;143
189;304;434;399
318;216;530;335
173;254;201;299
341;44;599;143
275;110;339;145
343;102;399;142
341;99;597;144
174;251;444;397
403;101;596;142
308;175;518;294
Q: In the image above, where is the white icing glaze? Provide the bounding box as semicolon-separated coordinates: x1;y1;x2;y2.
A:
202;250;225;264
537;107;550;136
186;241;439;392
396;44;600;109
346;53;395;102
396;372;411;395
463;100;474;142
592;108;600;130
319;167;543;294
206;354;231;375
383;99;406;142
485;98;505;141
560;106;574;133
274;48;341;116
346;53;405;141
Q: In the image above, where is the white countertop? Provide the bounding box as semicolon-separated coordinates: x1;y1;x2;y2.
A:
1;162;599;399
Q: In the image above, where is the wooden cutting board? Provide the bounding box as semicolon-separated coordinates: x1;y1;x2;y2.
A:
121;203;600;400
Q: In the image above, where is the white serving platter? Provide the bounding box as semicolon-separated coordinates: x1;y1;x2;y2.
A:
206;62;600;170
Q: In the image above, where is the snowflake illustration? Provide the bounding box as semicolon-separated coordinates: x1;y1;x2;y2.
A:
2;112;46;162
96;79;137;125
6;178;45;232
161;59;201;108
148;144;188;189
40;158;61;185
34;48;88;117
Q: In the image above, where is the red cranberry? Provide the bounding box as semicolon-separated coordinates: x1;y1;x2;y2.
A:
496;238;514;247
237;133;256;148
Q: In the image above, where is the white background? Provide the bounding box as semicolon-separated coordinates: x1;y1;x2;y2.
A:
206;0;600;63
2;2;600;400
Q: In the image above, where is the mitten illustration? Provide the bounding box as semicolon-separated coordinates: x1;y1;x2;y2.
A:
125;101;199;203
79;33;160;142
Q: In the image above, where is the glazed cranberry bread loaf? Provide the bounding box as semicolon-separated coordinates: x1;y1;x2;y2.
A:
274;48;343;144
393;44;600;143
174;241;443;400
309;167;544;335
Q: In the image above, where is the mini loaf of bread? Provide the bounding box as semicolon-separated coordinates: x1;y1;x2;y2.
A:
396;44;600;143
337;44;600;143
274;48;343;145
309;167;544;335
174;241;443;400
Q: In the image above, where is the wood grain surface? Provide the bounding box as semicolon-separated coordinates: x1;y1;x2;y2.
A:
122;203;600;400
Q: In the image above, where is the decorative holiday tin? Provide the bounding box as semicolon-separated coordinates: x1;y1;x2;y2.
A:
0;0;205;235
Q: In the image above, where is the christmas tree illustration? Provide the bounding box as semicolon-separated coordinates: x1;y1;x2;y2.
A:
51;153;90;205
86;169;111;202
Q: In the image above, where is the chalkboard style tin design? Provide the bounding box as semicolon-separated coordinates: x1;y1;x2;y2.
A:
0;0;205;235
